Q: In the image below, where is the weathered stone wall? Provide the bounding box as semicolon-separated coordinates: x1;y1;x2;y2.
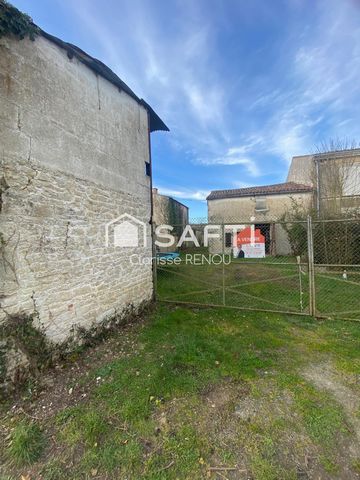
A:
0;34;153;347
152;189;188;252
152;189;188;227
1;159;152;343
207;192;313;255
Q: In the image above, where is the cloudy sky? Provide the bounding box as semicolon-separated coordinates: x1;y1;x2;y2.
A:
15;0;360;219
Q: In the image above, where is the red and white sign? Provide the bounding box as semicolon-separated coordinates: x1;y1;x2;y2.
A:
233;226;265;258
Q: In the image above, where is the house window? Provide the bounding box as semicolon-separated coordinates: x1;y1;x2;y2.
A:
145;161;151;176
225;232;232;247
255;196;267;212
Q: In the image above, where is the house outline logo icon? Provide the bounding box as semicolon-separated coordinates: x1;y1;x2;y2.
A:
105;213;147;248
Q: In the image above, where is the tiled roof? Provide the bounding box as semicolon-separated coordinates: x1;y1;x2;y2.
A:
207;182;313;200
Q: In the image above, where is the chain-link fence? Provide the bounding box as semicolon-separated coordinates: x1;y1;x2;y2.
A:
155;218;360;321
312;219;360;321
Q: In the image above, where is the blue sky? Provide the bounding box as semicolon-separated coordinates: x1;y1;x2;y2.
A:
14;0;360;219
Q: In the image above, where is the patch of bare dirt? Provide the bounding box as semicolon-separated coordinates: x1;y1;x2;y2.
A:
303;362;360;456
159;377;360;479
202;380;250;410
156;380;310;479
1;319;145;422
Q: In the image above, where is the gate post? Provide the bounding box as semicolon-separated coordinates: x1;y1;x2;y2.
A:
152;220;157;302
222;223;226;306
307;216;316;316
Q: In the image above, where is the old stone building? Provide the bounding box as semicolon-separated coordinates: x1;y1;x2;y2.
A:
0;3;168;375
207;182;313;255
152;188;189;252
152;188;189;227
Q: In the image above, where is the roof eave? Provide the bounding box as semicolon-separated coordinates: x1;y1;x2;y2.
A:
207;189;314;201
140;100;169;132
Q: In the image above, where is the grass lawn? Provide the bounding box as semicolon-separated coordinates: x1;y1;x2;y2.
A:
1;305;360;479
157;254;360;320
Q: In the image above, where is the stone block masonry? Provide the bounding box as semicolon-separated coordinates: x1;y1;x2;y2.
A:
1;158;153;343
0;26;164;386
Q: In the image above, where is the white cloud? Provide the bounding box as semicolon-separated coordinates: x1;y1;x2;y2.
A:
269;121;312;163
157;187;210;201
217;156;260;176
185;82;225;128
63;0;360;193
293;3;360;110
246;0;360;162
197;145;260;176
232;181;252;188
249;89;284;110
68;0;229;149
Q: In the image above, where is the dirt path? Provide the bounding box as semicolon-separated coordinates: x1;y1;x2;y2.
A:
303;362;360;456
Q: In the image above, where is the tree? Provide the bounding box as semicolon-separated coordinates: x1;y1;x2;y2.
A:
280;198;313;258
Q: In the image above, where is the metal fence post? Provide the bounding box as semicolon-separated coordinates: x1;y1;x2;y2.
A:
222;223;226;306
307;216;316;316
152;220;157;302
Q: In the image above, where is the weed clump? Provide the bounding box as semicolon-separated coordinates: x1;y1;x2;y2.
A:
8;420;44;464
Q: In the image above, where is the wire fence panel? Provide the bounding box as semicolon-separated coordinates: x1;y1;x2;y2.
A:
223;262;310;314
155;217;360;321
312;219;360;321
156;220;311;316
156;225;226;306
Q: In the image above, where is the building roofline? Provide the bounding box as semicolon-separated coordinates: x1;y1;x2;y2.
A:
153;190;189;210
291;148;360;161
170;198;189;210
313;148;360;161
207;182;314;201
291;154;314;159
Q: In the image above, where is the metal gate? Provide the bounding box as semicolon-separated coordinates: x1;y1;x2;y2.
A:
155;217;360;322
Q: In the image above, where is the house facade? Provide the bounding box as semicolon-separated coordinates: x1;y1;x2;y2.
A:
287;149;360;216
0;6;168;366
207;182;313;255
207;148;360;256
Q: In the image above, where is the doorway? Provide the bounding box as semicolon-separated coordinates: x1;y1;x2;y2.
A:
255;223;271;254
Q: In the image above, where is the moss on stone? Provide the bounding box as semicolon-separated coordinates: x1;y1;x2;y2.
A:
0;1;39;40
